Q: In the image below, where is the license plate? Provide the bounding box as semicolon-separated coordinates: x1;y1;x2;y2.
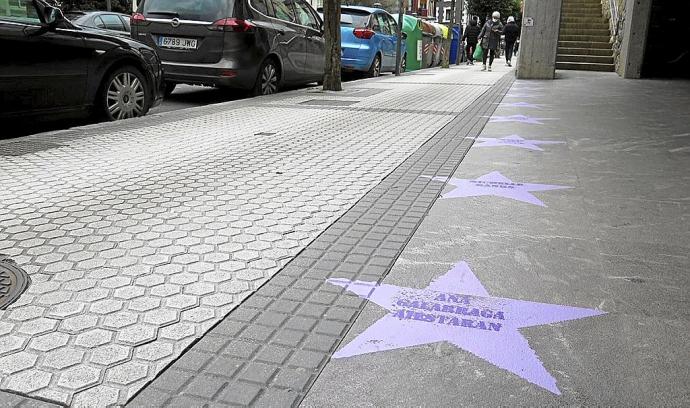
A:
158;36;197;50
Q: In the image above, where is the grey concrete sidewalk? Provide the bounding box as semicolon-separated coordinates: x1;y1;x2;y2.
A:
0;66;510;406
301;72;690;406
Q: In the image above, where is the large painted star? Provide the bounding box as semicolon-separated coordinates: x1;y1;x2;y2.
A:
497;101;543;109
328;261;605;394
474;135;565;151
488;115;556;124
421;171;572;206
504;92;542;98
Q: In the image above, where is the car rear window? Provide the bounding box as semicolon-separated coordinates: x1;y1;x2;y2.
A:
341;9;370;28
142;0;231;22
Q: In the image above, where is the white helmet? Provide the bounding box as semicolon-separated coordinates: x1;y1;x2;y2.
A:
507;16;515;23
492;11;500;19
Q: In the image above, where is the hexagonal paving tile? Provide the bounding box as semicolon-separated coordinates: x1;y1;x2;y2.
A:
27;331;69;352
72;385;121;408
90;299;124;315
116;324;158;346
7;305;45;322
57;365;102;391
89;344;131;366
149;283;181;298
142;308;179;326
46;301;86;319
0;351;37;375
113;285;146;300
127;298;161;315
0;335;27;356
17;317;59;336
43;348;85;370
159;322;196;341
60;314;99;334
133;342;174;362
181;307;216;324
4;369;52;394
105;361;149;386
103;311;139;329
75;329;115;348
167;273;196;286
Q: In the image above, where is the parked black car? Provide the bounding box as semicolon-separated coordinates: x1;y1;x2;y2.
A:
0;0;163;121
130;0;325;96
64;10;131;35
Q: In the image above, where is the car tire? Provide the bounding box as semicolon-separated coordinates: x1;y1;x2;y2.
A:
400;54;407;73
163;82;177;97
253;59;280;96
367;54;382;78
100;66;151;121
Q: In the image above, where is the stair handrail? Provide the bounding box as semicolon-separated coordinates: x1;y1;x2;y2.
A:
608;0;620;36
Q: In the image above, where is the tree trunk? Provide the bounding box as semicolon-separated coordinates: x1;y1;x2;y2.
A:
322;0;342;91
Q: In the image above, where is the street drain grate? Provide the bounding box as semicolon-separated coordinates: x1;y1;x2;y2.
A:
0;141;64;157
299;99;359;106
0;256;31;310
341;88;390;97
254;132;277;136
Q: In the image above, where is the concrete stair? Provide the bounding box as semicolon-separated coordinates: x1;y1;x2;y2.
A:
557;0;615;72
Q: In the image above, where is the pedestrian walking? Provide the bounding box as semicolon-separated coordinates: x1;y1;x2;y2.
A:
462;18;481;65
477;11;503;72
503;16;520;67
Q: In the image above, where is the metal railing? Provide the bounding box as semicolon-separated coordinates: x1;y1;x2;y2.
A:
608;0;620;35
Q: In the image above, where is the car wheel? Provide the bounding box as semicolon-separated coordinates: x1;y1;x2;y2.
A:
367;54;382;78
253;59;280;96
400;54;407;72
163;82;177;97
101;66;150;121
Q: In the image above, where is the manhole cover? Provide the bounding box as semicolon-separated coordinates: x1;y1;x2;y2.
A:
299;99;359;106
0;256;31;310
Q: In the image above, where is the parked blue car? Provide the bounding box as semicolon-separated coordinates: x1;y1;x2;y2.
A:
338;6;406;77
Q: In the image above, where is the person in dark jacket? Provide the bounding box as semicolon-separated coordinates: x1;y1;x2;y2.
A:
503;16;520;67
462;17;481;65
478;11;504;71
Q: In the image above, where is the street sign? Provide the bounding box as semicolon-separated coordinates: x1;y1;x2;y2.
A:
524;17;534;27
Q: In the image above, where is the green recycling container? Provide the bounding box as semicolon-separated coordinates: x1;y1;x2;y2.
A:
394;14;423;72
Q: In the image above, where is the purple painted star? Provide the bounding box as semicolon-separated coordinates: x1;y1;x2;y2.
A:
421;171;572;206
498;101;543;109
504;92;542;98
328;261;605;394
474;135;565;151
488;115;556;124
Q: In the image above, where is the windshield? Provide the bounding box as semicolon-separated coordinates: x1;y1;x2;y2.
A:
142;0;231;22
341;10;370;28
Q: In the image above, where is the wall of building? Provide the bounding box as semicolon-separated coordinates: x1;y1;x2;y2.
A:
600;0;626;75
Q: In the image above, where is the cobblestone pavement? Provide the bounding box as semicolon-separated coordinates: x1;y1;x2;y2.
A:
0;67;509;406
127;71;514;408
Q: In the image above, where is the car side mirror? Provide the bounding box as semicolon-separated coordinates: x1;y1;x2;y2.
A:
43;5;64;28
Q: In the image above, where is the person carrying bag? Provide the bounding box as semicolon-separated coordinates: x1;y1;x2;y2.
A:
477;11;503;71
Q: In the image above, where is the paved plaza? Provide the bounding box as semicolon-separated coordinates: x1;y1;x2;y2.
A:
1;66;689;407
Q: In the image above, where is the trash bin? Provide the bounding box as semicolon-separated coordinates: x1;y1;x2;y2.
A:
430;22;443;67
437;24;449;66
421;20;435;69
394;14;424;72
450;25;461;64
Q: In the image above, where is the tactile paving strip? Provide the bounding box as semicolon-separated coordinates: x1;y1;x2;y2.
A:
127;72;515;408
